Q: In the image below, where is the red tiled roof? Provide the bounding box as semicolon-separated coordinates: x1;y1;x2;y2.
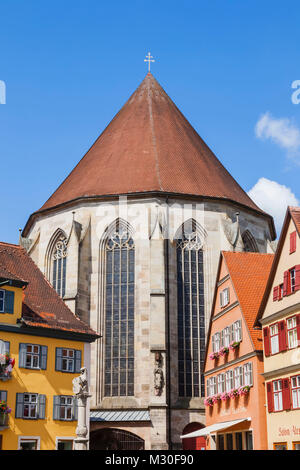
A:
289;206;300;235
34;73;270;217
222;251;274;350
0;242;98;338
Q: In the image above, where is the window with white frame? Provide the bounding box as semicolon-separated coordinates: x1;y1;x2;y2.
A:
56;439;74;450
290;268;296;293
233;320;242;342
291;375;300;409
273;380;283;411
59;396;73;420
217;373;225;394
61;349;75;372
23;394;38;419
223;327;230;347
234;366;244;388
214;332;221;352
207;377;216;396
0;290;4;312
243;362;253;386
18;438;39;450
220;288;230;308
287;316;298;349
225;370;233;392
25;345;40;369
270;324;279;355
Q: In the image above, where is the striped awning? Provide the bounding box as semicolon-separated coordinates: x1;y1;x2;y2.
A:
90;410;151;422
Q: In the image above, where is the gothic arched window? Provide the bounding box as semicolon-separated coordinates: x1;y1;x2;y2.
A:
104;223;135;397
51;233;68;298
177;221;205;398
242;230;259;253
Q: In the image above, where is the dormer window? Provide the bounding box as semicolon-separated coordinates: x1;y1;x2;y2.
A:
0;289;14;314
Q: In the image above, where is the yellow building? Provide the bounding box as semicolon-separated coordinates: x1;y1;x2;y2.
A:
0;242;98;450
255;207;300;450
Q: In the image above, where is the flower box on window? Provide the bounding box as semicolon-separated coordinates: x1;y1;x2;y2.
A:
220;391;230;401
209;352;219;360
229;388;239;398
212;394;221;403
219;346;229;357
229;341;241;351
0;355;15;380
238;385;250;396
0;401;11;426
204;397;214;407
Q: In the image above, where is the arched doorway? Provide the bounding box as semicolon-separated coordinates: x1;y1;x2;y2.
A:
182;422;206;450
90;428;145;450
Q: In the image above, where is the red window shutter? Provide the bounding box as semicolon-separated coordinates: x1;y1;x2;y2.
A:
283;271;289;296
278;320;287;352
282;378;291;410
273;286;279;301
290;232;296;253
266;382;274;413
263;327;271;357
295;265;300;292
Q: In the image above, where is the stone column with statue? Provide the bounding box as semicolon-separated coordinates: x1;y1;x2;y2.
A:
72;367;92;450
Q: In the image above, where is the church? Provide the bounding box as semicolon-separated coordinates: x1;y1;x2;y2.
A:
21;72;276;450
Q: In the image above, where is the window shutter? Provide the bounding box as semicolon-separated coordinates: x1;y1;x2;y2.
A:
263;327;271;357
290;231;296;254
266;382;274;413
273;286;279;301
38;395;46;419
75;350;82;373
40;346;48;370
220;330;224;347
4;291;14;314
238;320;242;341
72;397;78;421
55;348;63;371
53;396;61;420
19;343;27;368
282;379;291;410
294;265;300;291
212;335;216;353
249;362;253;386
283;271;289;296
15;393;24;418
230;324;234;342
220;291;223;308
0;391;7;402
278;320;287;352
296;314;300;346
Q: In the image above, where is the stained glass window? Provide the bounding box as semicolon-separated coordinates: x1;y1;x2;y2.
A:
177;226;205;397
104;226;135;397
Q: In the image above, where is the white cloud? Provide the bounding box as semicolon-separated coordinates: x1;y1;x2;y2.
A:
248;177;299;234
255;112;300;156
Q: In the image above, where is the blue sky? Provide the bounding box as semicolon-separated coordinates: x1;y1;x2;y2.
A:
1;0;300;242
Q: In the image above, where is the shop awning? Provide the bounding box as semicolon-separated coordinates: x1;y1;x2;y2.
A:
180;418;251;439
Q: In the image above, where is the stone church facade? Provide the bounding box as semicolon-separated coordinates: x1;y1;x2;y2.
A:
21;73;276;450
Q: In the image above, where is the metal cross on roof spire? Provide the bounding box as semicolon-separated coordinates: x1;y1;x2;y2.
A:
144;52;155;72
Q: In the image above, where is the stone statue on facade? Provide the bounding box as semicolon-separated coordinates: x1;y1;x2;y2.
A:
72;367;92;450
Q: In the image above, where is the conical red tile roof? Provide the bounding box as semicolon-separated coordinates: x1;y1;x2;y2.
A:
24;73;275;236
